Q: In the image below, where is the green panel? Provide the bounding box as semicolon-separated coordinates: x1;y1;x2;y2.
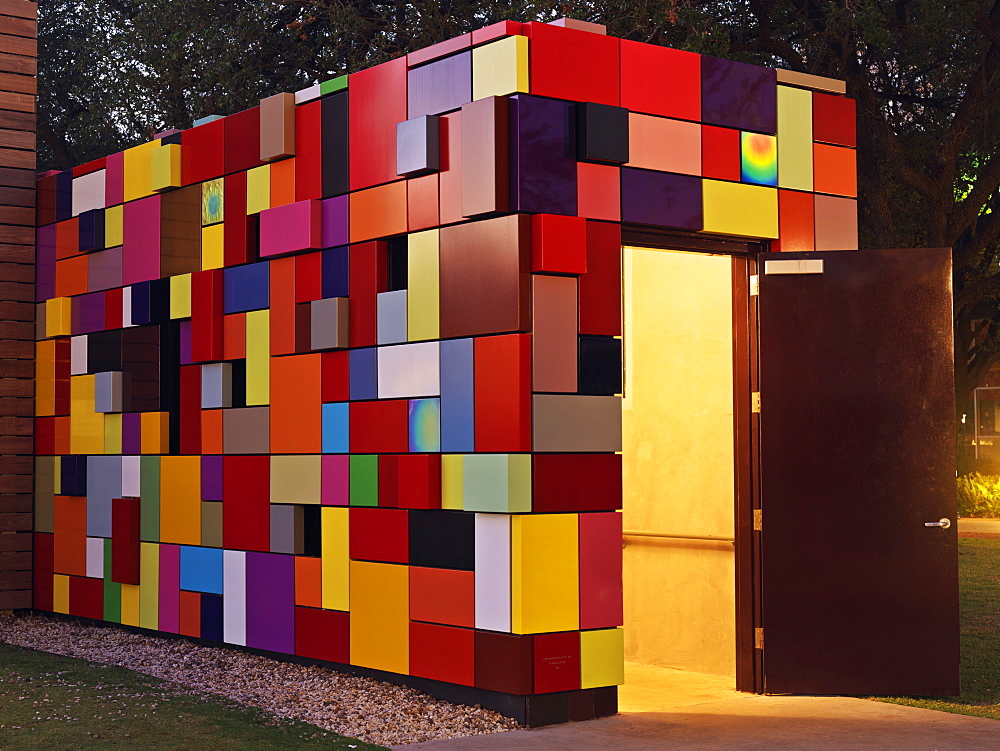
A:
103;538;122;622
462;454;532;513
139;456;161;541
777;85;813;191
320;75;348;95
349;454;378;507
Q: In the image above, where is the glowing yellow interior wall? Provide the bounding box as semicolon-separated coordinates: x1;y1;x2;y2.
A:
622;247;736;677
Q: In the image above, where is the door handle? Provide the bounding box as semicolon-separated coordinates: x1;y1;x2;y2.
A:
924;518;952;529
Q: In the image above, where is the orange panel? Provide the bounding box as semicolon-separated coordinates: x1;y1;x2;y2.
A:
53;495;87;576
772;190;815;253
223;313;246;360
201;409;223;454
295;556;322;608
349;181;408;243
409;567;475;627
270;157;297;208
54;416;71;455
269;256;297;355
577;162;620;222
178;590;201;637
55;217;79;260
408;174;440;232
270;353;322;453
813;144;857;197
55;255;89;298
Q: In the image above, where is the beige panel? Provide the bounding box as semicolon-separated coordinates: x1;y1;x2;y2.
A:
815;194;859;251
774;68;847;95
201;501;223;548
622;247;736;677
532;275;578;393
260;92;296;161
777;86;813;191
532;394;622;452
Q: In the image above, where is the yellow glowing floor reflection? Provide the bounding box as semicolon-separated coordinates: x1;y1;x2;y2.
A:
619;662;737;714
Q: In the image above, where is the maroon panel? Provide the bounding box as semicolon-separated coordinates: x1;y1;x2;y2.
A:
295;606;349;663
222;455;270;552
33;532;54;610
223;106;263;175
578;221;621;336
190;269;224;362
812;92;857;147
758;248;958;695
178;365;201;455
532;454;622;512
68;575;104;620
475;631;533;694
348;241;387;347
111;497;140;585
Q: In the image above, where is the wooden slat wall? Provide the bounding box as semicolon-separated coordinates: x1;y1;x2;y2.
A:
0;0;35;610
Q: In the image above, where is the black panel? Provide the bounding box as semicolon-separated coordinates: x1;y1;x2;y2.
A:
78;209;105;252
387;236;408;291
408;510;475;570
322;91;349;197
303;506;322;558
87;330;123;373
130;278;170;326
578;335;622;395
60;455;88;496
200;594;224;641
575;102;629;164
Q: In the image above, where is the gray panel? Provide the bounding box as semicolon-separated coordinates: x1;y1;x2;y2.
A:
396;115;441;176
270;504;304;554
86;455;123;537
532;395;622;452
311;297;349;351
377;290;408;345
201;362;233;409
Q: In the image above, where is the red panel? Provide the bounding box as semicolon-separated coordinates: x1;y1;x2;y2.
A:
531;214;587;274
321;351;350;402
104;287;123;330
407;173;439;231
224;170;251;267
179;365;202;455
378;454;400;507
55;217;79;259
181;119;226;185
438;112;463;226
410;622;475;686
349;400;409;453
534;631;581;693
577;162;620;222
295;606;349;663
620;39;700;121
349;56;408;191
223;313;246;360
111;497;141;585
396;454;441;510
349;507;409;563
53;495;86;576
295;100;324;201
578;221;621;335
772;190;815;253
223;106;263;176
190;269;224;362
68;575;104;620
471;20;525;45
222;455;270;552
473;333;531;452
269;256;298;355
53;339;71;416
702;125;741;182
35;416;55;455
72;157;106;177
526;22;619;106
579;512;624;629
532;453;622;512
295;251;323;303
178;590;201;637
34;532;54;611
409;567;474;627
104;151;124;206
348;241;387;347
813;92;857;147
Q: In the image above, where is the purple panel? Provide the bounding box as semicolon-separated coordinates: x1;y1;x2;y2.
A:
179;320;192;365
122;195;161;285
407;51;472;119
701;56;777;134
159;544;180;633
621;168;703;230
122;413;142;454
72;292;106;335
36;224;56;301
88;247;123;292
509;95;577;216
321;196;349;248
201;455;223;500
245;552;295;653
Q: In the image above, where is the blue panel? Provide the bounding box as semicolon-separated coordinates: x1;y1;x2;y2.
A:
130;279;169;325
349;347;378;401
440;338;475;451
409;398;441;452
322;246;350;299
78;209;105;252
86;455;122;538
180;546;224;594
223;262;270;314
322;402;350;453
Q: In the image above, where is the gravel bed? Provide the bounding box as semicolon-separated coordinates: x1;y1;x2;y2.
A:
0;611;519;747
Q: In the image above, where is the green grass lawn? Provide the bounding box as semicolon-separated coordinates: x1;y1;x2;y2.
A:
0;642;387;749
869;537;1000;719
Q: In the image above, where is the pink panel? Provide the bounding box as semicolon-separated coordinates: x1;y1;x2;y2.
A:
159;544;181;634
322;455;350;505
259;199;323;258
579;512;623;629
122;195;160;285
104;151;125;206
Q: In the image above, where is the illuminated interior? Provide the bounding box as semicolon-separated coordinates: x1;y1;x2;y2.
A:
621;247;737;678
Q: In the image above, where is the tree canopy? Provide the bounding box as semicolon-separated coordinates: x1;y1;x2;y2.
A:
37;1;1000;417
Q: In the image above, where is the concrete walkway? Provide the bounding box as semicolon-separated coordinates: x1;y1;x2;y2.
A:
397;663;1000;750
958;517;1000;536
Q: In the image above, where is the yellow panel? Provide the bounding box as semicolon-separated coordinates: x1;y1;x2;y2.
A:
511;513;579;634
159;456;201;545
103;413;122;454
105;204;124;247
139;542;159;629
36;339;55;415
140;411;169;454
321;507;349;610
622;248;735;676
170;273;192;319
245;310;270;405
70;375;105;455
702;180;778;239
407;229;439;341
472;35;529;99
349;561;409;674
777;86;813;191
246;165;271;215
52;574;69;614
45;297;72;337
123;140;159;203
201;224;225;270
580;628;625;688
270;455;322;503
53;456;61;494
120;583;140;627
441;454;463;510
150;143;182;192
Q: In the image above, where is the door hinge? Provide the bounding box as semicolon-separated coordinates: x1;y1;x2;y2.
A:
753;508;762;531
755;628;764;650
749;274;759;296
751;392;761;413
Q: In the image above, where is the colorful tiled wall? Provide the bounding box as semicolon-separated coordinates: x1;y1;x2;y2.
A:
32;18;857;713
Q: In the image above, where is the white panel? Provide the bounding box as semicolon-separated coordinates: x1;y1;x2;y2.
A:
70;335;88;375
86;537;105;579
223;550;247;646
121;456;141;497
376;290;408;345
294;84;322;104
71;170;106;217
201;362;232;409
122;287;133;327
377;341;440;398
763;259;824;275
475;513;512;632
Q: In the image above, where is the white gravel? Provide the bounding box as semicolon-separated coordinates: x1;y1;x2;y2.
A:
0;611;519;747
